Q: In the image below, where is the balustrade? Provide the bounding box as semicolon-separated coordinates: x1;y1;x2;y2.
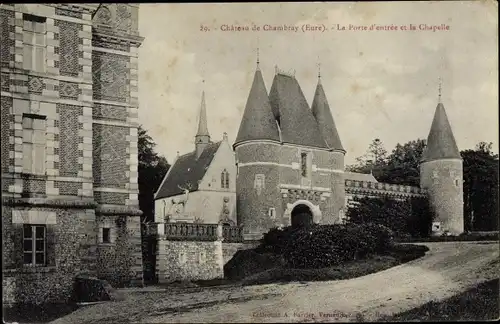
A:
162;222;243;242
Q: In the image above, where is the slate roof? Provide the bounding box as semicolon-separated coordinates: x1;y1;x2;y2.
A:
234;68;280;145
311;79;344;151
155;141;221;199
421;102;461;162
269;73;329;149
344;172;379;183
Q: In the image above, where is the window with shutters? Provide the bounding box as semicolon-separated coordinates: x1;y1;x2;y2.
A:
22;114;47;175
22;14;47;73
23;224;46;266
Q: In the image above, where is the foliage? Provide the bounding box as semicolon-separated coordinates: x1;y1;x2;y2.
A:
259;223;395;269
347;138;425;187
346;196;434;238
346;138;388;176
138;126;170;223
462;142;499;232
347;139;499;232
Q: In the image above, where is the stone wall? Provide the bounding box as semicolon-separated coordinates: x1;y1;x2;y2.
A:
420;159;464;234
156;239;224;283
95;214;143;287
2;203;96;304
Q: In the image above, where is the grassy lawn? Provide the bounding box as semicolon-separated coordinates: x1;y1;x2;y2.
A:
378;278;499;322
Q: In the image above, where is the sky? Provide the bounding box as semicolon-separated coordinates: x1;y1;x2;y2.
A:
137;2;498;165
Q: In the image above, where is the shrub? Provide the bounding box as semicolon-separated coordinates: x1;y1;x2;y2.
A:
346;196;434;239
270;223;396;269
260;226;303;254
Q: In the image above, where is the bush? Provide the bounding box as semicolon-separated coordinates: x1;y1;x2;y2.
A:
223;249;286;280
262;223;396;269
346;196;434;239
259;226;303;254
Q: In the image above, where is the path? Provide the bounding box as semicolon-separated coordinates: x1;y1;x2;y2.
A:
51;242;499;323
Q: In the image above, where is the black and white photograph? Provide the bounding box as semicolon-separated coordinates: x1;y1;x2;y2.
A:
1;2;498;323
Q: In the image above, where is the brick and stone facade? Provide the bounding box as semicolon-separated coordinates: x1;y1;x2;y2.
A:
1;3;144;305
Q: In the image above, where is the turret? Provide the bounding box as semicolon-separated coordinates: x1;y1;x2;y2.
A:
311;67;345;152
420;80;464;235
234;56;281;240
195;86;210;158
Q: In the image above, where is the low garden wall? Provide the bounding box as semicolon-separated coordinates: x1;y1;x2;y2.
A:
155;223;256;283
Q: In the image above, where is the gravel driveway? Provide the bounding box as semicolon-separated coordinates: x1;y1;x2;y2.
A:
51;241;499;324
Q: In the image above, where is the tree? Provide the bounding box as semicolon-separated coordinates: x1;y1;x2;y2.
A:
379;139;426;187
347;139;388;179
138;126;170;223
347;138;425;187
462;142;499;232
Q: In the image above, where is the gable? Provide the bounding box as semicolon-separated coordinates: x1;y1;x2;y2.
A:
154;142;222;200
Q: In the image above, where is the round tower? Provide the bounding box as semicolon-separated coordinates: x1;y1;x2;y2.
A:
420;93;464;235
233;61;282;240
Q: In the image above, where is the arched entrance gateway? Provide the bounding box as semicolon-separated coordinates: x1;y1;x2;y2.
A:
284;199;322;227
291;204;313;227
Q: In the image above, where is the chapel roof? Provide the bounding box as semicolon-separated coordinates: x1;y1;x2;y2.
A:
155;141;221;199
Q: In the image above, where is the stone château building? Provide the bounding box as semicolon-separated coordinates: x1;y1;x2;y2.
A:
156;58;464;241
1;3;144;304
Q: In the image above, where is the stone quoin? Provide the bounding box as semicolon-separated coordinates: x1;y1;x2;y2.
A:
1;3;145;305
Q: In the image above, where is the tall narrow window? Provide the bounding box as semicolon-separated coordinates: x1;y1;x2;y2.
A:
102;228;111;243
221;169;229;189
22;114;47;175
23;224;46;266
301;152;308;177
22;14;47;73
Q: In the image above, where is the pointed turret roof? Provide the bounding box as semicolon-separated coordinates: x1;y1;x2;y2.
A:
234;67;280;145
311;77;344;151
196;90;210;137
269;73;328;149
421;102;461;162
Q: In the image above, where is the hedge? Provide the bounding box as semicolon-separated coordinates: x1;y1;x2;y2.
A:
260;223;396;269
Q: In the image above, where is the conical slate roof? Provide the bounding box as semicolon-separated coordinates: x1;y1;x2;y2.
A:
269;73;328;149
196;91;210;137
311;79;344;151
234;68;280;145
421;102;461;162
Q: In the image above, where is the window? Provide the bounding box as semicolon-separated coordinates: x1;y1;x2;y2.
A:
22;14;46;73
22;114;47;175
23;224;46;266
221;169;229;189
268;208;276;219
102;228;111;243
301;152;308;177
